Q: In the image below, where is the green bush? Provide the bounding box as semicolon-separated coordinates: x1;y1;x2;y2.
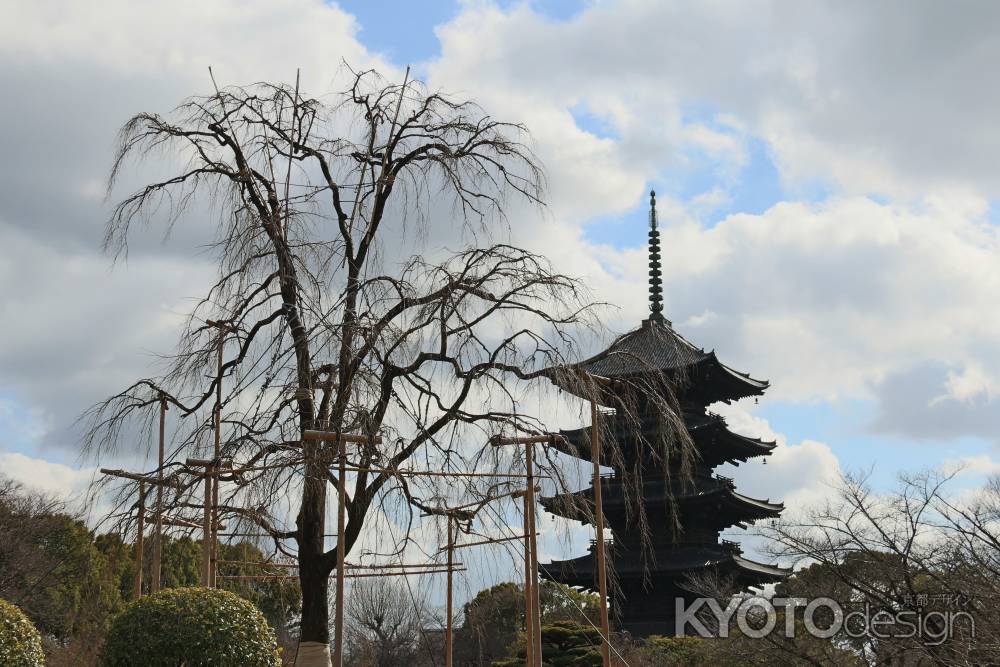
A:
493;620;603;666
641;635;713;665
100;587;280;667
0;598;44;667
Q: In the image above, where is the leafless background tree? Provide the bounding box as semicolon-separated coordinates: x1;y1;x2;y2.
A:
343;577;428;667
744;470;999;666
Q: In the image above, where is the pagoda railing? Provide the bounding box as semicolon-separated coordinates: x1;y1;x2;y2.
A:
714;474;735;487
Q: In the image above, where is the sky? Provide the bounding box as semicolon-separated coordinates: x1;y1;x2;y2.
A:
3;0;1000;610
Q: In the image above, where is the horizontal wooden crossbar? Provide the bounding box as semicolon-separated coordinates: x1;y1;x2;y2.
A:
217;568;465;581
441;533;537;552
217;560;462;570
301;430;383;445
100;468;182;489
343;466;544;479
493;435;559;446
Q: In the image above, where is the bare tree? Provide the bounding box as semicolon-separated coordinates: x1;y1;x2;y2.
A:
344;577;426;666
755;469;999;666
85;67;686;665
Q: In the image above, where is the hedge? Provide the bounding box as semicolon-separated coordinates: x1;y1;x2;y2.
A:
100;587;280;666
0;598;44;667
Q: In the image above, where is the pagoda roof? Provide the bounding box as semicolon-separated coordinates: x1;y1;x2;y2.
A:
541;541;789;585
540;475;783;523
551;411;776;466
550;316;768;403
577;316;709;377
731;555;792;580
688;411;777;459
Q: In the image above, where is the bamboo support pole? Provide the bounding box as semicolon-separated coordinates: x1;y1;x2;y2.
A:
443;532;538;552
217;560;298;568
591;400;612;667
152;395;166;593
100;468;181;488
217;568;466;581
185;457;233;469
211;325;223;589
302;430;382;445
333;434;348;667
446;516;455;667
133;482;145;600
160;516;224;529
352;466;546;479
216;560;460;571
339;466;546;479
215;532;337;538
201;464;212;586
347;561;463;570
491;435;551;667
523;489;536;667
495;435;566;446
525;442;542;667
207;461;542;480
445;488;532;513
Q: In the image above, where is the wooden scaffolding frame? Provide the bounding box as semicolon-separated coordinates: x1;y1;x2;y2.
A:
100;401;614;667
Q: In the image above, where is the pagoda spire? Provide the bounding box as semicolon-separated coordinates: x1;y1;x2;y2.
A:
647;190;664;321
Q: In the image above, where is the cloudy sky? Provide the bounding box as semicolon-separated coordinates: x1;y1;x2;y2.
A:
2;0;1000;595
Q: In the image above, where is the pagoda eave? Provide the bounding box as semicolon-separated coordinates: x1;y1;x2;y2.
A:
542;545;789;587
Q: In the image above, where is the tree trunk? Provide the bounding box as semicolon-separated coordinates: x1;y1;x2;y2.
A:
296;565;331;666
296;436;331;665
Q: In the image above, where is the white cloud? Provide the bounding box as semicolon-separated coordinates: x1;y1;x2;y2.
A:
942;454;1000;478
431;1;1000;200
520;191;1000;448
0;0;997;563
0;450;97;503
714;403;842;513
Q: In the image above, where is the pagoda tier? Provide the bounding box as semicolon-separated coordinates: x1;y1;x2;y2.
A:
541;474;783;535
539;191;789;638
544;541;788;589
552;316;768;407
552;409;776;468
544;540;788;637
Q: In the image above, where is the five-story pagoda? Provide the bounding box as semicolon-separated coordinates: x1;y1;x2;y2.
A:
540;191;789;637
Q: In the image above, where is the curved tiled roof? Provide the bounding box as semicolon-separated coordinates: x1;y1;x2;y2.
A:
576;316;710;377
541;542;790;582
562;316;769;403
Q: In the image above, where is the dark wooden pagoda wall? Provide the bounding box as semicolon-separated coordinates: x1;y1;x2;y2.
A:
545;390;776;637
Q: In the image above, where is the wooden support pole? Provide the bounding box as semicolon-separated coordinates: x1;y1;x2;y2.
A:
333;433;348;667
523;488;536;667
491;435;552;667
133;482;146;600
201;464;212;586
446;516;455;667
152;395;166;593
591;400;612;667
211;325;223;589
525;441;542;667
